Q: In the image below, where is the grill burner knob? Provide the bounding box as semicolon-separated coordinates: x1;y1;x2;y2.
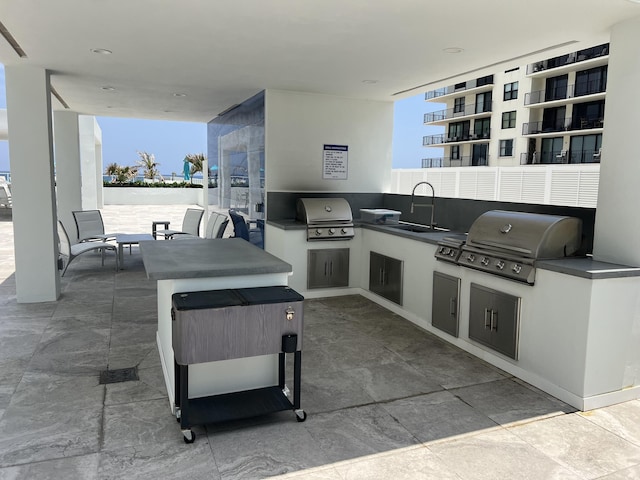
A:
513;264;522;274
449;250;457;257
328;228;336;235
341;228;348;235
466;254;475;262
442;247;451;255
496;260;505;270
481;257;490;266
315;229;322;236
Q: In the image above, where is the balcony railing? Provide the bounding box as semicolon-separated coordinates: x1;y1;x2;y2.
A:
526;43;609;75
423;130;491;145
424;75;494;100
421;156;489;168
424;102;493;123
522;117;604;135
519;149;601;165
524;80;607;105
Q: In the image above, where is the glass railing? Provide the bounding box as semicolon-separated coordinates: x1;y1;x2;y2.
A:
522;118;603;135
424;102;493;123
524;80;607;105
526;43;609;75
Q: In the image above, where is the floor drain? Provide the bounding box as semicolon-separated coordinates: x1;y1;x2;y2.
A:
99;366;139;384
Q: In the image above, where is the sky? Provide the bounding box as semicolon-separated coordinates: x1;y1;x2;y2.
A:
0;64;444;173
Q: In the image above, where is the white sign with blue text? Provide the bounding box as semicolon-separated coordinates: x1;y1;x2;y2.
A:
322;144;348;180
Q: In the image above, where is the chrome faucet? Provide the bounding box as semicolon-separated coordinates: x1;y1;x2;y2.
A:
410;181;435;229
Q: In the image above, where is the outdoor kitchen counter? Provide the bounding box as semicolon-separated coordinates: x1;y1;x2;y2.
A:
140;237;294;412
537;257;640;279
140;237;292;280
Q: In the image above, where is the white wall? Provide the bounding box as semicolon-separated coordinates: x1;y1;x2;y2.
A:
265;90;393;193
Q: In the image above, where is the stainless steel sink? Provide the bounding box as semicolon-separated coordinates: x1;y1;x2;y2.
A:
388;223;448;233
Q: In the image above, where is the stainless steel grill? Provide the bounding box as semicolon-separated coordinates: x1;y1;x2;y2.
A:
441;210;582;284
296;198;355;241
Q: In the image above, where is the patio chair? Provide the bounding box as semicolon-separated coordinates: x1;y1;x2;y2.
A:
72;209;118;243
57;221;118;276
229;209;263;247
0;184;11;209
153;208;204;239
172;212;228;240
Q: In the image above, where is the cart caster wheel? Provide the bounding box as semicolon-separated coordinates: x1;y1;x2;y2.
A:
182;430;196;444
175;407;181;422
295;410;307;422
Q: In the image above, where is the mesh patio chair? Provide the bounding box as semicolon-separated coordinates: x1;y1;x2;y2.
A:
172;212;229;240
72;210;119;243
0;184;12;209
153;208;204;239
57;221;118;276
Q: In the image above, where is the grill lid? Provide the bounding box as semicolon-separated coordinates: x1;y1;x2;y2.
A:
465;210;582;259
296;198;353;224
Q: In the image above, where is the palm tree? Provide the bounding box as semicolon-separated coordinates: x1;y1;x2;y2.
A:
136;151;160;180
184;153;206;183
105;162;119;182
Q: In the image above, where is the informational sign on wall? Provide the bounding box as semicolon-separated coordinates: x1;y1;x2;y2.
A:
322;144;348;180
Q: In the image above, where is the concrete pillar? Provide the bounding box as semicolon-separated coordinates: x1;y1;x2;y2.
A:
79;115;99;210
5;65;60;302
592;15;640;265
53;111;82;241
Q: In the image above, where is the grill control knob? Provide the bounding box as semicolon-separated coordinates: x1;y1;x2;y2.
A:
496;260;505;270
466;254;475;262
513;264;522;274
442;247;451;255
315;229;322;236
449;249;457;257
341;228;349;235
328;228;336;235
481;257;490;266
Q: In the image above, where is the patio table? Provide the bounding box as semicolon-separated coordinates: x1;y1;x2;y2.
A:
116;233;154;268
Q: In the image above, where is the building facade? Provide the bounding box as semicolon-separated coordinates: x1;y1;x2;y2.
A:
422;43;609;169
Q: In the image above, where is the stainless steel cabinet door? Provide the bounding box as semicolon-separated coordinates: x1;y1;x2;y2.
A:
369;251;403;305
432;272;460;337
307;248;350;289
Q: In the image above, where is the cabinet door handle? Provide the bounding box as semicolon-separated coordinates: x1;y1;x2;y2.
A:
491;310;498;331
324;262;328;276
379;268;384;285
484;308;491;329
449;298;457;316
329;261;333;276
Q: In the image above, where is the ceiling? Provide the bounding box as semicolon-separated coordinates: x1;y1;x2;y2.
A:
0;0;638;123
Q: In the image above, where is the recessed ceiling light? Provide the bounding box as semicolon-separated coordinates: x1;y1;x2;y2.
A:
91;48;112;55
443;47;464;54
362;79;378;84
101;86;115;91
173;93;187;97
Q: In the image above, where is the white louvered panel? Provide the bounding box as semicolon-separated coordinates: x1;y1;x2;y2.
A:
520;171;547;204
577;171;600;208
397;172;413;194
476;171;498;200
498;171;523;202
424;170;442;194
390;170;400;193
550;171;580;206
440;171;458;197
458;171;479;199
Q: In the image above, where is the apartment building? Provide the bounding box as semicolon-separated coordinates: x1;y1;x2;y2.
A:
422;43;609;169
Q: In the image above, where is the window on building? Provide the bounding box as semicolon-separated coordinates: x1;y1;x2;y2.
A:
499;139;514;157
545;75;568;101
451;145;460;160
569;134;602;163
572;100;605;129
475;91;492;114
474;118;491;138
503;82;519;101
448;121;470;141
575;66;607;97
502;111;516;129
476;75;494;86
454;97;465;114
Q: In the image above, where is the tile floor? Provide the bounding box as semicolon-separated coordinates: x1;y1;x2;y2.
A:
1;205;640;479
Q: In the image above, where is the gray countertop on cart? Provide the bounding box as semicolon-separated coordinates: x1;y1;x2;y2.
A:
140;238;292;280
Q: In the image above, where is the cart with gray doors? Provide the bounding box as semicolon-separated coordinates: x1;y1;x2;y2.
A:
171;286;305;443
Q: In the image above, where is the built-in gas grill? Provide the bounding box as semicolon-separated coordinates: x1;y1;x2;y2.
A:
296;198;355;241
442;210;582;285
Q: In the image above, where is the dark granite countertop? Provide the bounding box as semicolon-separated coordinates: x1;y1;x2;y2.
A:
140;238;292;280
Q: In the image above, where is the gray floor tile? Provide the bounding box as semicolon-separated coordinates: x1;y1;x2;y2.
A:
107;342;161;371
98;442;219;480
452;378;574;425
104;366;167;406
209;418;330;480
0;453;100;480
300;369;377;414
304;404;419;463
428;427;582;480
509;413;640;478
578;399;640;447
381;390;498;443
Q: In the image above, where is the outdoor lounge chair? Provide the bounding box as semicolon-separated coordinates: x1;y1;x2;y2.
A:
172;212;229;240
72;209;119;243
153;208;204;239
0;184;11;209
57;221;118;276
229;209;263;247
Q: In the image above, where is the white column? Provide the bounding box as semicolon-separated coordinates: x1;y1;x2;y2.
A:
53;111;82;241
592;15;640;265
5;66;60;302
79;115;99;210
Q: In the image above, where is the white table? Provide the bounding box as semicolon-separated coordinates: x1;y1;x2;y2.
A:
116;233;154;268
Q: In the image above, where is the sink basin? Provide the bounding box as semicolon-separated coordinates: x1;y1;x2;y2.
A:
391;224;434;233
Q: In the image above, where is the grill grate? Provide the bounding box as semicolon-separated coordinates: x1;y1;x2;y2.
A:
99;366;139;384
